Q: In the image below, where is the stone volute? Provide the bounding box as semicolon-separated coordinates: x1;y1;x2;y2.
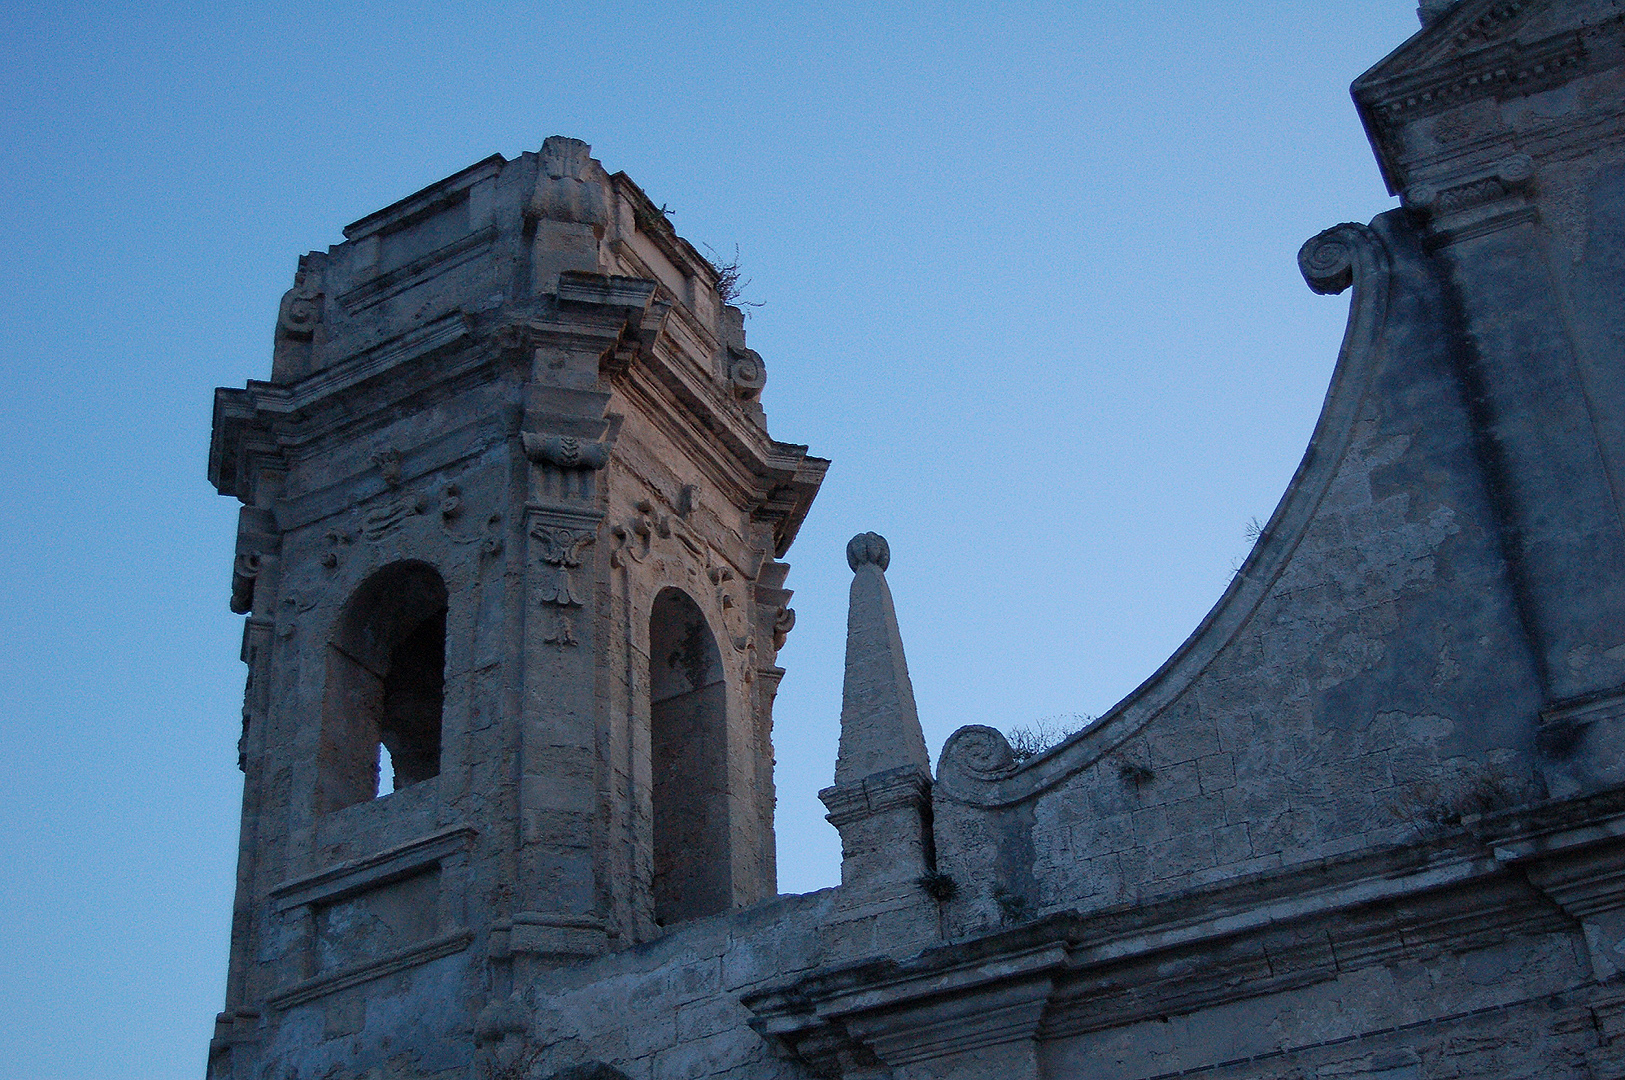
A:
820;532;934;891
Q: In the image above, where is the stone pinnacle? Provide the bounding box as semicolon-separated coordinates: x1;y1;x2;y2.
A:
834;532;931;786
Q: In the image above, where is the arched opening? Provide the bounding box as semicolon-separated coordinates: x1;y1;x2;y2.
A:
648;587;730;924
320;561;448;812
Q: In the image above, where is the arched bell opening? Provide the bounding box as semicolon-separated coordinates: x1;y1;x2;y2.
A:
648;587;731;924
319;560;448;812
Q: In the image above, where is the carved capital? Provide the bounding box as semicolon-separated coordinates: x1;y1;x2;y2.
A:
1404;155;1538;245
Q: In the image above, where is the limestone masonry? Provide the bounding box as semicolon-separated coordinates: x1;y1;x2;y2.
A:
206;4;1625;1077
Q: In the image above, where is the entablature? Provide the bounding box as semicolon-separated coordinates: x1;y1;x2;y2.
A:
747;788;1625;1078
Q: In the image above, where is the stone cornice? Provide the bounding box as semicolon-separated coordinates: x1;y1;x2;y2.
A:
613;332;826;557
747;792;1625;1076
209;312;495;502
1353;3;1625;195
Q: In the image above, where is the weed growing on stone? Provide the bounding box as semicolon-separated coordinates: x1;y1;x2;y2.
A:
993;888;1029;924
704;243;764;310
1005;714;1092;760
917;871;959;902
1116;760;1155;787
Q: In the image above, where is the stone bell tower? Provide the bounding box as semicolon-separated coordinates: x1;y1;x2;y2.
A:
205;138;825;1078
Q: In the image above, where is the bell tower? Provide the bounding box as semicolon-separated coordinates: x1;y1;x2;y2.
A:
205;138;825;1078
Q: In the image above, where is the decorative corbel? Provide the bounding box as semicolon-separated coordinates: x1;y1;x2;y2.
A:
522;432;611;470
727;345;766;401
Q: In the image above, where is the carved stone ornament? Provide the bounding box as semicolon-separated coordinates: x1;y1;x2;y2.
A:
440;483;463;520
846;531;890;572
532;524;597;606
1405;155;1535;220
527;136;609;226
361;493;428;540
522;432;610;471
481;513;504;559
1298;225;1365;296
543;612;580;647
276;270;322;341
370;447;403;487
727;346;767;401
320;528;353;570
940;725;1019;781
772;606;796;650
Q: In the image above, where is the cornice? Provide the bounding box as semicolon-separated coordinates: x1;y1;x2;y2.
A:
208;313;515;502
342;154;504;243
746;799;1625;1076
613;331;825;555
608;171;720;290
1355;9;1625;194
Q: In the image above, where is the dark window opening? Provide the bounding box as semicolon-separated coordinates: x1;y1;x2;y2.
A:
648;587;730;925
379;608;445;789
320;561;447;812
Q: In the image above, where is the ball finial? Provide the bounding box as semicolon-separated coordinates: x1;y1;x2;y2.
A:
846;532;890;572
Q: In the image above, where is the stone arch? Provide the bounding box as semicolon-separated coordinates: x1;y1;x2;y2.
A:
319;560;448;812
647;586;731;924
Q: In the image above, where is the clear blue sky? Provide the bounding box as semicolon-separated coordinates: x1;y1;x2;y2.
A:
0;3;1420;1077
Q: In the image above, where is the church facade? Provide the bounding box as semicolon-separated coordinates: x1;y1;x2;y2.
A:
206;4;1625;1077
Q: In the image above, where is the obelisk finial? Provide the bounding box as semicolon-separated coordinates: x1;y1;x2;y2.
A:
832;532;929;787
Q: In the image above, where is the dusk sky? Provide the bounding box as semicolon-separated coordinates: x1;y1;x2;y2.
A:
0;3;1421;1076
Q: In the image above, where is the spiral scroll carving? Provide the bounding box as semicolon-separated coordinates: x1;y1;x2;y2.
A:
728;347;767;400
941;725;1018;781
1298;224;1365;296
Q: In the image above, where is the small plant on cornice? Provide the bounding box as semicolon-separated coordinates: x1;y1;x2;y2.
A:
993;888;1030;925
1005;714;1092;761
704;243;765;311
1230;516;1268;578
917;871;959;902
1117;760;1155;787
1384;760;1541;837
1421;764;1533;828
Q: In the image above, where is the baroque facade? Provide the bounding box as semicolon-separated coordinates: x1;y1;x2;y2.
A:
206;3;1625;1077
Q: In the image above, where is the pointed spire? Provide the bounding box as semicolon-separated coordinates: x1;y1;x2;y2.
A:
834;532;931;786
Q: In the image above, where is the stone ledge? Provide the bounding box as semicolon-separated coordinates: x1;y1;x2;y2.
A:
270;825;475;911
266;929;474;1011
